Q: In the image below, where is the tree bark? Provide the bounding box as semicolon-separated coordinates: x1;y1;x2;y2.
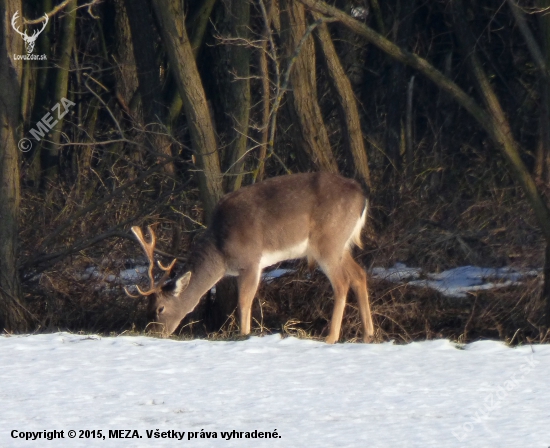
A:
431;51;453;192
506;0;550;326
168;0;217;127
453;0;550;327
124;0;159;120
222;0;251;192
314;12;371;187
44;0;77;181
450;0;550;236
535;0;550;182
300;0;550;327
298;0;550;242
505;0;550;182
405;75;414;180
0;0;32;332
26;0;53;187
368;0;385;35
113;0;138;109
535;2;550;325
384;0;414;180
125;0;174;174
280;0;338;172
151;0;223;221
256;0;273;182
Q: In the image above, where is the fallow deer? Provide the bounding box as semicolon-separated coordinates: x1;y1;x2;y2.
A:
126;172;374;343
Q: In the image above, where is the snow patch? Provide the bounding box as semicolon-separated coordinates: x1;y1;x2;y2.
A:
372;264;539;298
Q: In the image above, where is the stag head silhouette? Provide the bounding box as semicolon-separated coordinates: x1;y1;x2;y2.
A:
11;11;48;54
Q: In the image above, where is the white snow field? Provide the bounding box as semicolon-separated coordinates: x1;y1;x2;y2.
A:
1;333;549;448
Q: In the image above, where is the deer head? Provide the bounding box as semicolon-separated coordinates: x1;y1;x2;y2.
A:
11;11;48;54
124;226;179;335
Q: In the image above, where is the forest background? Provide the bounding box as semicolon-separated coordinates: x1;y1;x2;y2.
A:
1;0;550;344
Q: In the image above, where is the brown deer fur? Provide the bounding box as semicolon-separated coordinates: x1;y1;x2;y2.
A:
128;172;374;343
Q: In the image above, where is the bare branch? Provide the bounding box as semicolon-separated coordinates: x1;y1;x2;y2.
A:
24;0;102;24
506;0;550;79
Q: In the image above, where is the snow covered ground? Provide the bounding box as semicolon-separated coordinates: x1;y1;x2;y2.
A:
1;333;549;447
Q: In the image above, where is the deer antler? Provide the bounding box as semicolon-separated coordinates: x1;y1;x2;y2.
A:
31;14;49;39
124;225;177;297
11;11;26;38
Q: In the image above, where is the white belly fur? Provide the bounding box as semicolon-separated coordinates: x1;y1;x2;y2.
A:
259;239;309;269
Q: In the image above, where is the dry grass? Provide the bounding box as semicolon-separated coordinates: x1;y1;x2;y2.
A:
18;161;548;345
24;247;547;345
223;265;545;345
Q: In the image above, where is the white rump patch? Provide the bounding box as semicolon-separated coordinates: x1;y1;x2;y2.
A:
346;199;368;250
259;240;309;269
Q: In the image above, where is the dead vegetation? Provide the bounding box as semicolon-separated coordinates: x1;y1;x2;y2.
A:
5;0;550;342
19;172;548;346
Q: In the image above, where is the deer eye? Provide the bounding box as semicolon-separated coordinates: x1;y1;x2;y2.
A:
157;306;165;315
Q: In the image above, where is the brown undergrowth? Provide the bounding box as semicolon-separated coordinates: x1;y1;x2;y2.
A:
197;263;546;345
23;252;546;345
19;170;548;344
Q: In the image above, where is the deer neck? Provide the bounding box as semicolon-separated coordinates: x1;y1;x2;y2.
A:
175;237;226;314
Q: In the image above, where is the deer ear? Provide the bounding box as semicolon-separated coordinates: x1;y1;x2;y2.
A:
174;272;192;295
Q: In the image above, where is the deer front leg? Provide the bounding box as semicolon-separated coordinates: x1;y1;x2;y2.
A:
237;268;261;335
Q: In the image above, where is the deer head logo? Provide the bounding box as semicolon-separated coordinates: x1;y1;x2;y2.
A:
11;11;48;54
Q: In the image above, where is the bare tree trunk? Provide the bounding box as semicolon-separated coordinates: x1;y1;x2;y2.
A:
26;0;53;188
280;0;338;172
222;0;251;192
151;0;223;221
0;0;32;332
368;0;385;35
405;75;414;180
125;0;175;174
257;1;273;182
536;0;550;182
44;0;77;181
298;0;550;235
298;0;550;327
431;51;453;192
314;13;371;187
168;0;217;128
534;0;550;327
506;0;550;182
537;83;550;183
384;0;413;181
113;0;138;110
452;0;550;327
506;0;550;327
256;0;280;182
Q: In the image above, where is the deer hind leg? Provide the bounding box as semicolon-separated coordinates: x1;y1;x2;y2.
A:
237;267;261;335
321;262;351;344
343;252;374;342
